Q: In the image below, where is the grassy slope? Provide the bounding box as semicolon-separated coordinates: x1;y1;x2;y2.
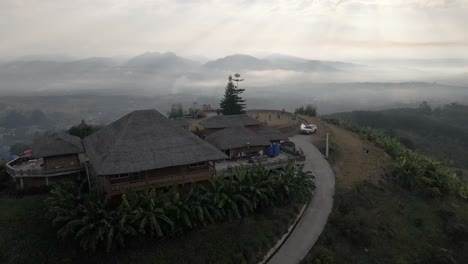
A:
0;195;58;264
301;120;468;264
0;193;301;264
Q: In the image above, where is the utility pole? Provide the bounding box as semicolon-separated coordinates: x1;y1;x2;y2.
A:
326;133;329;158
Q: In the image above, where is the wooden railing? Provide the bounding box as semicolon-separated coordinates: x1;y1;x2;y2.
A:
5;158;83;177
216;156;299;177
108;169;215;195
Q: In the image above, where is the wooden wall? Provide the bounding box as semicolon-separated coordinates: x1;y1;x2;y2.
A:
44;154;80;169
228;145;265;158
101;162;215;196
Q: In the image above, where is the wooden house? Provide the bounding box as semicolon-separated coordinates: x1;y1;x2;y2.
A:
82;110;228;196
205;126;271;158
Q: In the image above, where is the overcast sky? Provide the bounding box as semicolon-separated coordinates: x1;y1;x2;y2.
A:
1;0;468;60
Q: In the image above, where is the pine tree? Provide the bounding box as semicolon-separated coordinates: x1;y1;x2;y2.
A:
219;74;246;115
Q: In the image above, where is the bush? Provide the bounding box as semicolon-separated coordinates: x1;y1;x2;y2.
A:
0;164;10;192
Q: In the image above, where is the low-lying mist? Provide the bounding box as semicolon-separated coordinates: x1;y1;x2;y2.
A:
1;53;468;117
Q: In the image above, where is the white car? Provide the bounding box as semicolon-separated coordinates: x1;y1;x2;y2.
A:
300;123;317;134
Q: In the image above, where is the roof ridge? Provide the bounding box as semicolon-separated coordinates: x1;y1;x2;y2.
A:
56;132;83;149
83;109;228;175
97;111;133;170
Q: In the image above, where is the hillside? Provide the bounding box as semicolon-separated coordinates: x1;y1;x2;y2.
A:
327;103;468;171
300;116;468;264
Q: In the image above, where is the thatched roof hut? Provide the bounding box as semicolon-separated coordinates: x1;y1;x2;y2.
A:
32;133;84;158
205;126;270;151
200;114;260;129
83;109;227;175
256;128;288;142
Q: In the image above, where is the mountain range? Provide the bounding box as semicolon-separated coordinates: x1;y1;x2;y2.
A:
0;52;356;75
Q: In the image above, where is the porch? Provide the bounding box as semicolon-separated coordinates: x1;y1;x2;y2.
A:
5;157;84;189
104;168;216;196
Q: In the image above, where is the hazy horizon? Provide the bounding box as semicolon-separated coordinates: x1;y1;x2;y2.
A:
1;0;468;117
2;0;468;61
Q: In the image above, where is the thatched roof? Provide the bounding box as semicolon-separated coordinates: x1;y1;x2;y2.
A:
205;126;270;151
200;114;260;129
83;109;227;175
32;133;84;158
171;118;190;128
256;128;288;142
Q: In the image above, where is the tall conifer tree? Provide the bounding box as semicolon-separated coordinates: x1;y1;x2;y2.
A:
219;74;246;115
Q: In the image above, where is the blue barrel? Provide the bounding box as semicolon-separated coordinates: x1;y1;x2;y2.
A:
267;145;274;157
273;143;280;157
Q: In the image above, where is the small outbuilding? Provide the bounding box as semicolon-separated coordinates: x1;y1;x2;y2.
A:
6;133;85;190
200;114;261;135
205;126;271;158
256;128;288;143
32;132;86;169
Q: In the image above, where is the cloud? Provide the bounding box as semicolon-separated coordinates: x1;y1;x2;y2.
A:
0;0;467;59
335;0;458;9
316;39;468;47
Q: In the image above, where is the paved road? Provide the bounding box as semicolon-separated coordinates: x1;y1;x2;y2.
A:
268;135;335;264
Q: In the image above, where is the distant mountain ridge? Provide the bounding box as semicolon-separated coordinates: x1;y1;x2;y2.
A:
124;52;199;72
203;54;356;72
0;52;356;74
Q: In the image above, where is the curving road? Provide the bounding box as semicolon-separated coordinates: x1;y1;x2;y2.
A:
267;135;335;264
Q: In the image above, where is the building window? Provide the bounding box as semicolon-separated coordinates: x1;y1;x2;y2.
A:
110;173;129;184
189;162;207;168
130;172;142;181
111;173;129;179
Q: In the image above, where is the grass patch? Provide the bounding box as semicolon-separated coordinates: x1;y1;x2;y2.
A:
301;181;468;264
0;195;58;264
0;195;302;264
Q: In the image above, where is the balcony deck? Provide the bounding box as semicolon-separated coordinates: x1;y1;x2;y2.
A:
5;157;83;178
215;152;299;177
106;169;215;196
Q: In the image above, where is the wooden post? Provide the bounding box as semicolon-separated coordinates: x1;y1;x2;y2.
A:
85;162;91;191
326;132;329;158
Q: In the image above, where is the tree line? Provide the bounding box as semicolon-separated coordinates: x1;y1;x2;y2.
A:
0;109;50;128
295;104;317;117
167;103;204;119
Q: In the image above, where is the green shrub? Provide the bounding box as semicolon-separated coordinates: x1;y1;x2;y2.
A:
45;162;315;252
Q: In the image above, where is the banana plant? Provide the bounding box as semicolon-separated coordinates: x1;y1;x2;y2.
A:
121;187;174;237
186;184;221;226
163;185;193;228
